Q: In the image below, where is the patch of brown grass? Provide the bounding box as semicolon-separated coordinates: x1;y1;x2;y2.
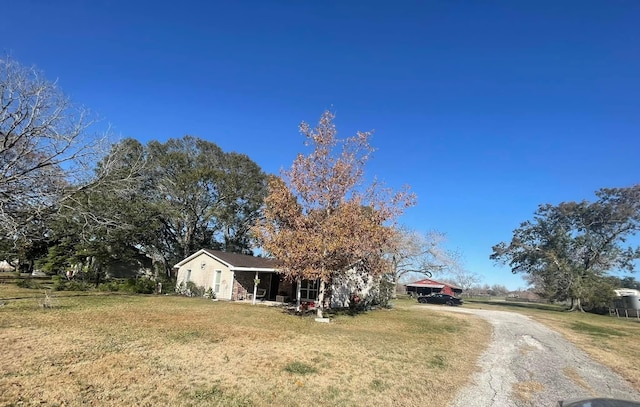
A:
0;294;491;406
512;381;545;403
562;367;595;395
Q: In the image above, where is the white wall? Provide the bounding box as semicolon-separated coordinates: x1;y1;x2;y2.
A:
175;253;234;300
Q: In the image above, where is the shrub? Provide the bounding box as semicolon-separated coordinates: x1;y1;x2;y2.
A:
156;277;175;294
52;275;67;291
16;278;40;289
186;281;206;297
134;277;157;294
205;288;216;299
175;281;208;297
65;280;91;291
98;281;124;292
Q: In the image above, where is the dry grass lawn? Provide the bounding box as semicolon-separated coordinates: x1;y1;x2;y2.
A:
0;290;490;406
466;299;640;392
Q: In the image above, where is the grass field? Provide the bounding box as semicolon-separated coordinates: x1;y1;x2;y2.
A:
465;298;640;391
0;289;490;407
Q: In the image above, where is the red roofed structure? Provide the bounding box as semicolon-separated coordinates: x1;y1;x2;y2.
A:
405;278;462;297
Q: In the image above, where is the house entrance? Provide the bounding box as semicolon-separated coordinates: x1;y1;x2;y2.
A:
268;273;280;301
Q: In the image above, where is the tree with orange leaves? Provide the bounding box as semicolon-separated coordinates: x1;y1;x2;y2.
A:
253;111;415;318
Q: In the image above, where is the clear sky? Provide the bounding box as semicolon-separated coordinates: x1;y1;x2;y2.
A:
3;1;639;289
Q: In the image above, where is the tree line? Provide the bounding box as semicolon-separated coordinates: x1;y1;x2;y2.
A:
1;57;267;284
1;56;471;310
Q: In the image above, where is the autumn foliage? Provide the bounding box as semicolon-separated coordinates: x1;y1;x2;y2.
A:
253;111;415;314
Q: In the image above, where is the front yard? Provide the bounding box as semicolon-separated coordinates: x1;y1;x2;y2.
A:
0;290;490;406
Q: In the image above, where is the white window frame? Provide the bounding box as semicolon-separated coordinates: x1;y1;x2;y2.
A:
214;270;222;293
300;279;319;301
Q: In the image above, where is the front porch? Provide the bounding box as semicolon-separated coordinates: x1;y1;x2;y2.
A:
232;271;320;306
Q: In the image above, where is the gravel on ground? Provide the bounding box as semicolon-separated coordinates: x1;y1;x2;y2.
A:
414;305;640;407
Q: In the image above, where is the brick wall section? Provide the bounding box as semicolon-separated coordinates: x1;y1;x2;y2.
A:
232;271;275;300
232;279;247;300
233;272;254;300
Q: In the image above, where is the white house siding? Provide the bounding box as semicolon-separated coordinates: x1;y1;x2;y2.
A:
330;267;375;308
175;253;234;300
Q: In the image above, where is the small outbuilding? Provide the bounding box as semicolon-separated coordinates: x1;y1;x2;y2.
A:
405;278;462;297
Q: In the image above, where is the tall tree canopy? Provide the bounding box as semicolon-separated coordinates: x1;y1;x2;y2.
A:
52;136;268;278
0;57;276;279
146;136;267;262
491;185;640;311
253;111;415;317
46;138;160;282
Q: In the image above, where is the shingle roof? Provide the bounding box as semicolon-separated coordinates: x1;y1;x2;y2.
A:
202;249;279;269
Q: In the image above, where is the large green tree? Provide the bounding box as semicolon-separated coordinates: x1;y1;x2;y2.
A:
254;111;415;317
146;136;267;263
42;138;161;281
491;185;640;311
53;136;268;278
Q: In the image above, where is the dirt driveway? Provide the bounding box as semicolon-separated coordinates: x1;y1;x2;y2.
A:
414;305;640;407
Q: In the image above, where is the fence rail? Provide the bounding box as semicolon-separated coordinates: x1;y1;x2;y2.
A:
610;308;640;319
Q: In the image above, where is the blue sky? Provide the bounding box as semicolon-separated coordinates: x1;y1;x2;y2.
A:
4;1;639;289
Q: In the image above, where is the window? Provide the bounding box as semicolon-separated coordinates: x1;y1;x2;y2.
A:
214;270;222;293
300;279;319;301
185;269;191;283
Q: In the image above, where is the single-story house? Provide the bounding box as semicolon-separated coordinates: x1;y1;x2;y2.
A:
173;249;376;307
174;249;282;301
405;278;462;297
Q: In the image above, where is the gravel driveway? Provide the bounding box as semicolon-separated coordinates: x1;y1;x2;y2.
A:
414;305;640;407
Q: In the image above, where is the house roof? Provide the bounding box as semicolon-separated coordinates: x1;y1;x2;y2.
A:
174;249;279;271
406;278;462;290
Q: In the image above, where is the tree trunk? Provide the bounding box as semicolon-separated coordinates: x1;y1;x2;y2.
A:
94;262;102;288
391;274;399;299
568;297;585;312
316;279;326;318
295;279;301;312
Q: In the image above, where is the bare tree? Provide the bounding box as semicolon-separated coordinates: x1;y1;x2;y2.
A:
0;56;107;242
387;228;463;296
448;268;482;295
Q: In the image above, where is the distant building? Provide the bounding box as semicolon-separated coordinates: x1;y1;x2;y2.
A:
405;278;462;297
612;289;640;313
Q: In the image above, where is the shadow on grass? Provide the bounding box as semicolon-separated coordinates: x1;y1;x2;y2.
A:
280;304;383;318
570;321;628;337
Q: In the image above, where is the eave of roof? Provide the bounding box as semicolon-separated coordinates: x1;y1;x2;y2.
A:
173;249;279;272
406;283;445;288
